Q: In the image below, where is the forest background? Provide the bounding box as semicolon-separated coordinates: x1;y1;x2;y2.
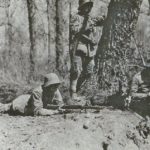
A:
0;0;150;103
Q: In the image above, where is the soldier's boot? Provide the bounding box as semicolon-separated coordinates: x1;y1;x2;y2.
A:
0;103;11;113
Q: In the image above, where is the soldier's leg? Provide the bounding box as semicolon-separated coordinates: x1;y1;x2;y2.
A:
0;103;12;113
0;95;31;115
76;56;86;92
11;94;31;115
76;57;95;92
70;55;82;99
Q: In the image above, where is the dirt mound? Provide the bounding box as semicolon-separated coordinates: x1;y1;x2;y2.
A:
0;108;150;150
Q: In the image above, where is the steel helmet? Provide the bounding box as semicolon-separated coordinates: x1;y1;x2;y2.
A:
42;73;61;88
78;0;93;11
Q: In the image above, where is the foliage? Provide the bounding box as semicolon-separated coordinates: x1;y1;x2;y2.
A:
0;0;149;101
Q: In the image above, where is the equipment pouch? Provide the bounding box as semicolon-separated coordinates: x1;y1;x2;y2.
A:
76;42;88;56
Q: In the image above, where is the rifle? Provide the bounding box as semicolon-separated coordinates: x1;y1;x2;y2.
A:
47;104;107;110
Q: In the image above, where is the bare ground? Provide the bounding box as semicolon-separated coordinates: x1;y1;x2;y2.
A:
0;108;150;150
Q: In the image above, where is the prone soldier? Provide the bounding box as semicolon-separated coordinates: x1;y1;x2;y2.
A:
0;73;63;116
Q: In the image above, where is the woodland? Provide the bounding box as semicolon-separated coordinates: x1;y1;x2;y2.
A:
0;0;149;91
0;0;149;98
0;1;150;150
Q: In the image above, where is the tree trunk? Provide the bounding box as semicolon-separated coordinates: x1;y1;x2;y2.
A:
96;0;143;94
148;0;150;14
55;0;67;76
5;0;12;54
26;0;36;81
46;0;51;66
3;0;11;73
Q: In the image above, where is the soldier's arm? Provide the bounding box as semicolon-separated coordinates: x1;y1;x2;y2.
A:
31;91;59;116
131;76;148;100
52;89;63;106
70;14;81;37
93;15;105;26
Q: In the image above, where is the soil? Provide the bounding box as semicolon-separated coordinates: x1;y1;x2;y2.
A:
0;108;150;150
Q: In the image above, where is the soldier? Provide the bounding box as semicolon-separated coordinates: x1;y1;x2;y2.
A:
0;73;63;116
130;60;150;116
70;0;105;100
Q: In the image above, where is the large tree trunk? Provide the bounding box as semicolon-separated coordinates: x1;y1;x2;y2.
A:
26;0;36;81
96;0;143;94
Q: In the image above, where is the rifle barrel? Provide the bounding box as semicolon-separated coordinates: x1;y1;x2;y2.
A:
47;105;106;110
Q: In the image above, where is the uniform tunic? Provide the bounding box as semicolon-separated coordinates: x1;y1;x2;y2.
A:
11;86;63;115
70;13;104;93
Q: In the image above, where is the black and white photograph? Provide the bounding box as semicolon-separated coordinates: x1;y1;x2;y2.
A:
0;0;150;149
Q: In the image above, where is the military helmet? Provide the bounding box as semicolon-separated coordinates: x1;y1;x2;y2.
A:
78;0;93;11
42;73;61;88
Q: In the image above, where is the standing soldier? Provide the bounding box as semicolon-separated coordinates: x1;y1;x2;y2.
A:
70;0;105;100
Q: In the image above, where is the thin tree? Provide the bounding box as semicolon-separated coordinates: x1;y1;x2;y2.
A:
148;0;150;14
26;0;37;81
46;0;51;66
55;0;65;75
3;0;11;73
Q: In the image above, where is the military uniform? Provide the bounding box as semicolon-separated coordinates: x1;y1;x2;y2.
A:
70;0;105;99
131;71;150;116
0;73;63;116
11;86;62;115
